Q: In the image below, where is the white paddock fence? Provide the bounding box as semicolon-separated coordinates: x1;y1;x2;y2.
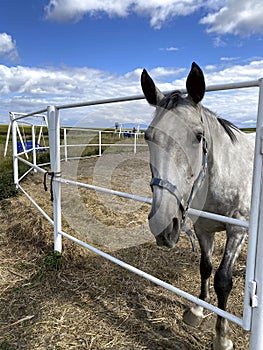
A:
10;78;263;349
61;127;146;161
5;114;145;160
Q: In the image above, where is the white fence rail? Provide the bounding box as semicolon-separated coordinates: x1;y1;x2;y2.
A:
5;113;146;160
10;78;263;349
61;127;146;161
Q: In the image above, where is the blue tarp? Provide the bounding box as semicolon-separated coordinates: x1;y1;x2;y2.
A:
17;141;46;153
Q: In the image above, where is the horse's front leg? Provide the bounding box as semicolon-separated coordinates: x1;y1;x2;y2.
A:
183;230;215;327
213;227;247;350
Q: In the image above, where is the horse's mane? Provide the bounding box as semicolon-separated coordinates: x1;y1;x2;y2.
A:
217;117;240;144
202;106;240;144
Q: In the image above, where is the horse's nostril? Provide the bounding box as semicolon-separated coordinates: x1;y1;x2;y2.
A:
173;217;179;231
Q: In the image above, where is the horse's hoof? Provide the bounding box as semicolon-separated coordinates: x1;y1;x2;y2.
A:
213;336;233;350
183;307;204;327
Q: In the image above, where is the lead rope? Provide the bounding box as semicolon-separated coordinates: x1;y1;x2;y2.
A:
183;226;197;252
43;171;61;201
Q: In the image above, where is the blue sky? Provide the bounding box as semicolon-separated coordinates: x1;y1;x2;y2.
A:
0;0;263;128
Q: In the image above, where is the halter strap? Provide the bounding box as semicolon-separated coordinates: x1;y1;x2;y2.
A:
184;137;208;213
150;178;185;213
150;135;208;252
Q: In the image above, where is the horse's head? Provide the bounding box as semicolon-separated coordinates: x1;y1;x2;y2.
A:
141;62;207;249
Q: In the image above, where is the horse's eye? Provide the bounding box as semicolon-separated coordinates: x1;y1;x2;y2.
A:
196;132;203;143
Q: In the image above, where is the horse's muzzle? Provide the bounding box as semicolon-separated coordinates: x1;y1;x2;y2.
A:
155;218;180;249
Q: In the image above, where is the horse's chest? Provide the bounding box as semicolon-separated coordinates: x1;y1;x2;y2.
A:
209;177;251;220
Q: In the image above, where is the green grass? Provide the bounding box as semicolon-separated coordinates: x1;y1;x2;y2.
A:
0;124;9;144
0;125;33;199
240;127;256;133
0;340;12;350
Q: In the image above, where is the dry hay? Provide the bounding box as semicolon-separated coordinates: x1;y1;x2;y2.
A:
0;152;250;349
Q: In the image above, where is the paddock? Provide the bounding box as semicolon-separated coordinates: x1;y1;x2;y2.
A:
0;155;249;349
6;76;263;349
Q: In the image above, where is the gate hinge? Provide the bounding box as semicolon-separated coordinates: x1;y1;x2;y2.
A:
249;280;258;308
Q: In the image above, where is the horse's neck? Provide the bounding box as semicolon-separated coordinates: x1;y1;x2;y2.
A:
204;111;239;170
201;111;253;216
205;116;252;169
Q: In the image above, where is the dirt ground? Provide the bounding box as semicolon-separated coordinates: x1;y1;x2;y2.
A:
0;151;250;349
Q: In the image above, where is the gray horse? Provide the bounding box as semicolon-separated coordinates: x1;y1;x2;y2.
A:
141;62;254;350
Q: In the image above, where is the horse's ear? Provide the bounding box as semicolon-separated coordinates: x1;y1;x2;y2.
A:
186;62;206;104
141;69;165;106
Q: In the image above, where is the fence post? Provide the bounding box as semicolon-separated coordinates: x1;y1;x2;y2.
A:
16;122;29;159
99;130;102;156
11;116;19;187
248;80;263;349
4;121;11;157
134;132;137;154
64;128;68;162
32;124;37;172
37;126;42;145
47;105;62;253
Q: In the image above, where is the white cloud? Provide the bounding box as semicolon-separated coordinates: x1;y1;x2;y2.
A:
200;0;263;35
44;0;206;28
159;47;179;51
0;64;152;127
132;1;203;29
149;66;185;79
204;60;263;85
213;36;227;47
44;0;263;35
220;56;240;61
205;65;217;71
0;60;262;128
0;33;19;61
44;0;130;22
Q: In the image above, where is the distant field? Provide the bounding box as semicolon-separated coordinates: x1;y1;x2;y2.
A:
0;122;256;150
